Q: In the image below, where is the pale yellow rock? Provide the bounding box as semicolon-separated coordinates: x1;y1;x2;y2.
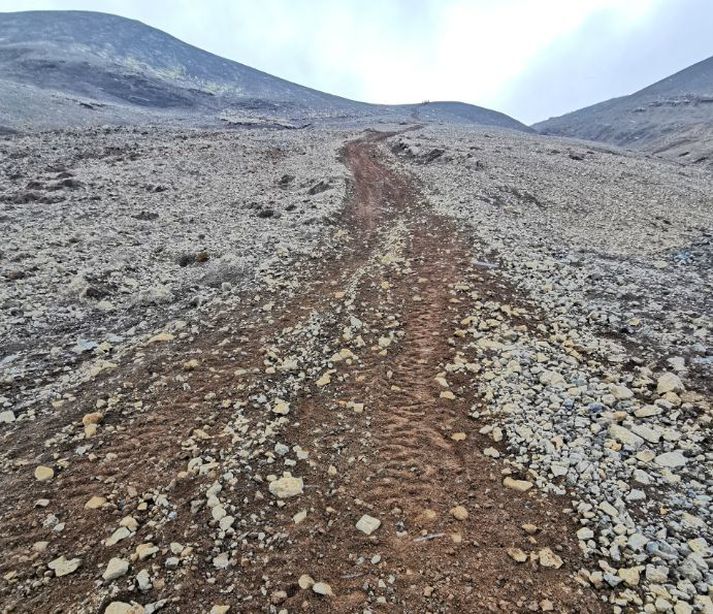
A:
298;574;315;590
507;547;528;563
503;476;533;492
440;390;456;400
105;602;144;614
48;556;81;577
34;465;54;482
316;373;331;387
618;566;641;587
451;432;467;441
450;505;469;521
102;557;130;581
356;514;381;535
148;332;174;343
272;400;290;415
522;523;539;535
85;496;107;510
268;475;304;498
82;411;103;426
538;548;563;569
135;543;159;561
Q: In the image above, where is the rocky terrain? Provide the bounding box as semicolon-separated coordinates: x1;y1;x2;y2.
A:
534;55;713;166
1;9;712;614
0;119;711;614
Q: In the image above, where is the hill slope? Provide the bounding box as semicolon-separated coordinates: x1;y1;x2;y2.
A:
0;10;530;132
534;55;713;164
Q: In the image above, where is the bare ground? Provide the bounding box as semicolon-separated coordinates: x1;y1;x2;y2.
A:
0;133;606;613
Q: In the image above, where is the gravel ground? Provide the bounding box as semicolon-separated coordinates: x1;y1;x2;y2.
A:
0;123;711;614
0;126;350;421
388;125;713;613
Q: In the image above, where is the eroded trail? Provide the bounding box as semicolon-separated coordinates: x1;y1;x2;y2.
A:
0;133;604;614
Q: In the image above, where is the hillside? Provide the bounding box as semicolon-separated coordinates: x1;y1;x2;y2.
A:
534;55;713;164
0;10;530;132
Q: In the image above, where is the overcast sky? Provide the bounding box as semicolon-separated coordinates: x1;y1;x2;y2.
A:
3;0;713;124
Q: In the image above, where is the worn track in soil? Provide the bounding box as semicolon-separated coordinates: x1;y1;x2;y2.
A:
0;132;604;614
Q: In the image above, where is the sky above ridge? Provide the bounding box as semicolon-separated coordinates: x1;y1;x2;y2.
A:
3;0;713;124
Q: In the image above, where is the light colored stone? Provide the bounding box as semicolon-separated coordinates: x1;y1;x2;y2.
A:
85;495;107;510
654;451;687;468
618;566;641;587
135;543;158;561
82;411;103;426
148;332;174;343
0;410;15;423
272;400;290;415
635;405;662;418
105;603;144;614
105;526;131;546
503;476;533;492
657;372;684;395
48;556;81;577
608;424;644;449
102;557;130;581
538;548;563;569
507;547;527;562
136;569;151;591
298;574;315;590
610;384;634;400
356;514;381;535
268;475;304;498
209;607;230;614
34;465;54;481
312;581;334;596
212;553;230;569
449;505;468;521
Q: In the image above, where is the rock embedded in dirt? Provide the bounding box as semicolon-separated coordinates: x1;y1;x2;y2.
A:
503;477;533;492
449;505;469;521
102;557;130;581
268;474;304;498
34;465;54;481
104;603;145;614
507;547;528;563
656;372;684;394
356;514;381;535
48;556;82;577
84;495;106;509
298;574;315;590
312;581;334;597
538;548;564;569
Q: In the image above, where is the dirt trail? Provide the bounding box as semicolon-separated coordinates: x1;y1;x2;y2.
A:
0;133;604;613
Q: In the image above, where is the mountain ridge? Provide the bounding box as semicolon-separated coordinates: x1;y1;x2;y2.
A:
0;10;531;132
534;53;713;164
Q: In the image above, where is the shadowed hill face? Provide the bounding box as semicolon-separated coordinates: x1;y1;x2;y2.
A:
0;10;531;132
534;55;713;165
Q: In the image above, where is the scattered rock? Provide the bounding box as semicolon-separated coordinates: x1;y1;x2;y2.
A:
356;514;381;535
48;556;81;577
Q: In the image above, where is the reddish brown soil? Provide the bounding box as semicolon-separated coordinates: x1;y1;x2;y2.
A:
0;133;605;614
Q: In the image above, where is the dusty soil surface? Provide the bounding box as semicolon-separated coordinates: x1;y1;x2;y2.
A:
0;132;610;613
